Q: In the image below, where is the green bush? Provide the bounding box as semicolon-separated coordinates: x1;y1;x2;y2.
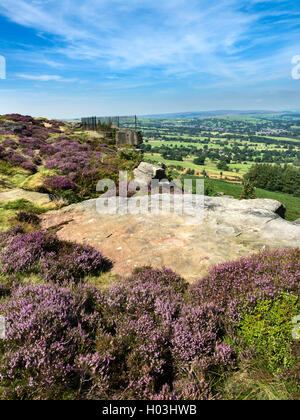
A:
237;294;299;375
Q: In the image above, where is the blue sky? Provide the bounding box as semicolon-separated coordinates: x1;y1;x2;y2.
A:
0;0;300;118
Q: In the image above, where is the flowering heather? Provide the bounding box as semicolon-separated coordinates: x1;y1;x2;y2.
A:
40;243;111;283
1;149;26;166
98;267;232;399
2;138;17;149
190;248;300;326
44;175;77;191
45;137;102;175
20;161;37;173
0;250;298;400
0;283;103;399
3;114;35;124
39;144;55;156
0;229;111;283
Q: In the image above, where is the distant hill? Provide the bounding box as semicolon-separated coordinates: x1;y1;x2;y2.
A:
139;110;294;119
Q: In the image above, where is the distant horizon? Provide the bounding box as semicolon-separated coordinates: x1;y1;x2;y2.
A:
69;109;300;121
3;108;300;121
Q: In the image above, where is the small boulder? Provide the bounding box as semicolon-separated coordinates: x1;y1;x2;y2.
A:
66;121;83;129
133;162;167;186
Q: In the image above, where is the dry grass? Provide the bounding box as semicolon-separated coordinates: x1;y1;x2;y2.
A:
221;367;292;400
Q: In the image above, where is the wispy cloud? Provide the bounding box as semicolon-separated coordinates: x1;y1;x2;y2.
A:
0;0;299;82
0;0;300;116
16;73;76;82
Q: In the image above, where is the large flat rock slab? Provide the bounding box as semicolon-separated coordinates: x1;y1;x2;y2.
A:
41;195;300;282
0;188;52;205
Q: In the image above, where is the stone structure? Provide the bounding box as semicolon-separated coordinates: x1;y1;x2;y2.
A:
115;129;143;147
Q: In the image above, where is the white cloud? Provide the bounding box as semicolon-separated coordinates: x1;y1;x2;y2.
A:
0;0;299;83
16;73;76;82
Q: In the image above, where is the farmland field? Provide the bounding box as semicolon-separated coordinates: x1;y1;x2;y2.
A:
125;113;300;220
134;114;300;178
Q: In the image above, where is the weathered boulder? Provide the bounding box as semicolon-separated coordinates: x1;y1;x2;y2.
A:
66;121;83;129
41;195;300;282
133;162;167;186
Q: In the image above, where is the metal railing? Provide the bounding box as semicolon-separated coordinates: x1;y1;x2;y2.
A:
81;116;138;130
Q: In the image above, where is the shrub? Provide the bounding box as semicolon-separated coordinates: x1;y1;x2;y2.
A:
0;249;299;400
40;243;112;283
237;294;299;375
96;268;233;399
189;249;300;327
15;211;40;226
44;175;77;191
20;161;37;173
0;283;103;399
2;138;17;149
0;229;111;283
240;181;256;200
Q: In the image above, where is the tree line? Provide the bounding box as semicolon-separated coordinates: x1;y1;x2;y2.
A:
244;163;300;197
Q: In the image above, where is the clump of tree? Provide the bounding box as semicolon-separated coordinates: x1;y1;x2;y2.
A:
193;153;206;165
240;181;256;200
217;159;230;171
244;163;300;197
205;181;216;196
186;168;195;175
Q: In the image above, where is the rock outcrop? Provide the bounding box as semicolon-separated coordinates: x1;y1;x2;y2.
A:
0;188;52;205
65;121;83;130
41;195;300;282
133;162;167;186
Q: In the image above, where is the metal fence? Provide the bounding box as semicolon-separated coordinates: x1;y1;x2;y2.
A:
81;116;138;130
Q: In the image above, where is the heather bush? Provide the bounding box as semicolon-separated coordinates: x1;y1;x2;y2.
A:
1;267;233;400
0;283;103;399
189;249;300;328
20;161;37;173
0;205;298;402
0;229;111;283
44;175;77;191
40;243;112;283
94;268;233;399
2;138;17;149
18;137;41;150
